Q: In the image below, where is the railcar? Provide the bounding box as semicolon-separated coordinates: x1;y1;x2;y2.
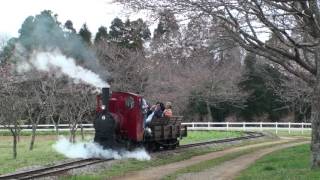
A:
93;87;187;150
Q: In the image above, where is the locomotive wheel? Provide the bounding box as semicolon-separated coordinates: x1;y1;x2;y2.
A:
170;139;178;149
146;142;160;152
155;143;161;151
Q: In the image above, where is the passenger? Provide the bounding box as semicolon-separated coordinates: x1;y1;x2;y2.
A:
147;104;156;117
153;102;164;118
145;104;158;124
163;102;173;118
142;98;149;128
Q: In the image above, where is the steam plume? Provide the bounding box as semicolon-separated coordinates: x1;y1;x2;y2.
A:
17;49;109;88
53;137;151;161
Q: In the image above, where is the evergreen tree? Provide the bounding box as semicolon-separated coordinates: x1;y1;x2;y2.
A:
127;18;151;49
186;91;209;121
79;23;92;45
18;10;65;51
153;21;166;39
153;10;179;40
13;10;98;66
109;17;150;50
0;38;18;63
109;17;125;41
64;20;76;33
94;26;108;44
238;53;288;121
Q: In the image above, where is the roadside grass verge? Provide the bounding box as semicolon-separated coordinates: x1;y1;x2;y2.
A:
236;143;320;180
263;130;311;137
0;134;94;175
163;140;306;180
61;146;227;180
62;138;275;180
0;138;65;175
180;130;243;145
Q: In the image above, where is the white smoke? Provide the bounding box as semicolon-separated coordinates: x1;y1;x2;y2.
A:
17;49;109;88
53;137;151;161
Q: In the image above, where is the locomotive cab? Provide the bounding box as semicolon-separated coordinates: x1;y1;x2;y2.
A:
94;89;145;148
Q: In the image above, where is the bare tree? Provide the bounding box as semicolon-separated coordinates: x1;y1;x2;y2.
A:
0;68;27;158
267;72;312;122
116;0;320;168
24;79;48;150
60;85;95;143
95;41;149;93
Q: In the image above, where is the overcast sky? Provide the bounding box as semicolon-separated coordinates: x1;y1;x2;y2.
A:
0;0;150;38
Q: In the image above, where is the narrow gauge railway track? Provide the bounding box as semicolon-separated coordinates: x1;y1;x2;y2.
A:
178;131;264;149
0;158;113;180
0;131;264;180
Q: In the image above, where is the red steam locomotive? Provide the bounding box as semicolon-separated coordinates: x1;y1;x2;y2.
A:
93;88;187;151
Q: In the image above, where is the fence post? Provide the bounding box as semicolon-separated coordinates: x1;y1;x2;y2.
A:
301;122;304;135
226;122;229;131
276;122;278;134
288;122;291;134
192;123;195;129
208;122;210;130
243;122;246;131
260;122;262;131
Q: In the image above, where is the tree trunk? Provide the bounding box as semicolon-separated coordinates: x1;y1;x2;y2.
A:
311;49;320;168
80;124;84;141
10;129;17;159
69;127;76;143
13;134;17;159
29;124;36;151
206;101;213;122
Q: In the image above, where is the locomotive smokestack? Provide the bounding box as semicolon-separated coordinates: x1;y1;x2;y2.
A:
102;87;109;111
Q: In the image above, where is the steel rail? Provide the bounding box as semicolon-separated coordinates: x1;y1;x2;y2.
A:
0;158;113;180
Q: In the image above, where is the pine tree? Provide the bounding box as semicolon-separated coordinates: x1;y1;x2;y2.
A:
64;20;76;33
94;26;108;44
238;53;288;121
18;10;65;50
109;17;150;50
109;17;125;41
79;23;92;45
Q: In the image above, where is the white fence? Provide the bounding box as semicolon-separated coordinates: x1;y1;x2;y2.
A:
183;122;312;134
0;124;94;132
0;122;312;134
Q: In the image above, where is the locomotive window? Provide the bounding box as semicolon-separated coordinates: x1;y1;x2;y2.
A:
125;96;135;109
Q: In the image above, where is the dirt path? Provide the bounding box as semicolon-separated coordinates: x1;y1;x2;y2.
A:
177;141;308;180
110;138;306;180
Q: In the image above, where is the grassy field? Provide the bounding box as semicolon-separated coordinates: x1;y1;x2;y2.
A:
236;144;320;180
180;130;243;145
0;136;65;174
264;130;311;137
0;130;241;175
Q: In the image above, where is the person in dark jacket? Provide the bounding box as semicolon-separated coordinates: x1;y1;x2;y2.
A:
153;102;164;118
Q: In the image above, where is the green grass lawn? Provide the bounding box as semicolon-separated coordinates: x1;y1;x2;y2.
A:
0;130;244;176
264;130;311;137
180;130;243;145
0;136;65;174
236;143;320;180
